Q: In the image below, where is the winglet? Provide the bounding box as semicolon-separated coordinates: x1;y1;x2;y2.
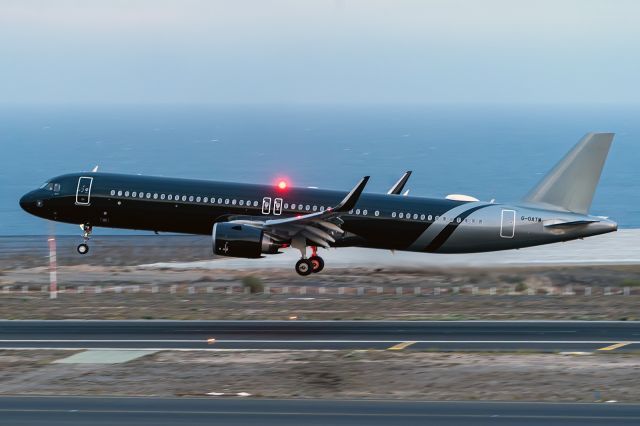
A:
387;171;412;195
333;176;370;212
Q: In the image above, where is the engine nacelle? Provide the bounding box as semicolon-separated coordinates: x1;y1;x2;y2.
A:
212;222;281;258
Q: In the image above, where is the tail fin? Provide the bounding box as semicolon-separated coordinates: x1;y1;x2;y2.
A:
522;132;614;214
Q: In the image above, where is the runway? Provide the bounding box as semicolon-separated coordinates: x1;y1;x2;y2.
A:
1;396;639;425
1;320;639;352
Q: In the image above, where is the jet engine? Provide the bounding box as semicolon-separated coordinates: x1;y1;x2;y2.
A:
212;222;281;258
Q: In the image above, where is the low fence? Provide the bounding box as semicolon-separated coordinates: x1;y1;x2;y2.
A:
0;284;638;297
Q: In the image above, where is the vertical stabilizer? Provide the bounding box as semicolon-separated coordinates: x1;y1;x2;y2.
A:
523;132;614;214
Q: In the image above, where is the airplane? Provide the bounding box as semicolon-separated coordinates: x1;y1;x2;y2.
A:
20;133;617;276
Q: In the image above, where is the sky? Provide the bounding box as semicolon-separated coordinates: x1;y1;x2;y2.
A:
1;0;639;105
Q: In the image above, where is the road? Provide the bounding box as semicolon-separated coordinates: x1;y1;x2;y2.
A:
0;396;639;425
0;320;639;352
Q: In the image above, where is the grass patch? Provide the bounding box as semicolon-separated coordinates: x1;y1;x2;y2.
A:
621;278;640;287
515;282;528;292
242;275;264;294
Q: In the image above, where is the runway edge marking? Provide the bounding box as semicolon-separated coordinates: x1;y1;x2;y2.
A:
388;341;417;350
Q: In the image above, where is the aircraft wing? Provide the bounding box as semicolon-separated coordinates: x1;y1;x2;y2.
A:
387;171;412;195
262;176;369;247
228;176;369;248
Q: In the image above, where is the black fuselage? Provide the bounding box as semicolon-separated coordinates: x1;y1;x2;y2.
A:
20;171;617;255
20;172;469;251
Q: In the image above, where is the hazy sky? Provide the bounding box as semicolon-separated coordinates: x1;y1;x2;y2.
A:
1;0;639;104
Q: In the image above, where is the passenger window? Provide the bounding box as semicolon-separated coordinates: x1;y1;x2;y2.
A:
320;206;325;211
392;212;397;218
239;200;245;206
168;195;173;200
428;215;433;221
188;196;194;202
110;190;115;196
313;205;318;211
420;214;425;220
253;201;258;207
374;210;379;217
225;198;229;204
413;214;418;220
161;194;166;200
284;203;289;209
117;190;123;196
204;197;208;203
181;195;187;201
124;191;129;197
146;193;151;199
218;198;222;204
196;196;201;202
153;193;158;199
232;199;237;205
132;192;137;197
305;205;310;211
399;213;404;218
355;209;360;215
363;209;368;215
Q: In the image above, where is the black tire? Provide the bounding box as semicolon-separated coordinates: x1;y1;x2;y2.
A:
309;255;324;273
77;243;89;255
295;259;313;276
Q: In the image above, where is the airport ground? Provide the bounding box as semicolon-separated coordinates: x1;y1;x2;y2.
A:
2;235;640;409
1;320;640;403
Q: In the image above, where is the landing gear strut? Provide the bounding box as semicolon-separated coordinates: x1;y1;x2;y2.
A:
293;244;325;276
77;224;92;255
309;246;324;273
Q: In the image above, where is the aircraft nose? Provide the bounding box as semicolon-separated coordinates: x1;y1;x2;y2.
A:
19;191;41;212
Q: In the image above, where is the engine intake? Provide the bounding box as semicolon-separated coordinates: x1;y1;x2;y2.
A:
212;222;281;258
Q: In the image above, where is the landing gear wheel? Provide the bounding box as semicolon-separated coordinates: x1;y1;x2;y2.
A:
295;259;313;276
77;243;89;255
309;255;324;273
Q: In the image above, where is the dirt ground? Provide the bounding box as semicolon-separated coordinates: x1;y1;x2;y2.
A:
2;261;640;320
1;349;638;402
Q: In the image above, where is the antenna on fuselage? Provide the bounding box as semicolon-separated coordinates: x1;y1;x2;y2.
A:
91;165;99;172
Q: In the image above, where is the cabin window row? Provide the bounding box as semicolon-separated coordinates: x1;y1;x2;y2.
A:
109;189;335;212
107;189;481;223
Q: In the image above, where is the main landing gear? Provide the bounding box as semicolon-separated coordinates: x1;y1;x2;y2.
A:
294;245;325;276
77;224;92;255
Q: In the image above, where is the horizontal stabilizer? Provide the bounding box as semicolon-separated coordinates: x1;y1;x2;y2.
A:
543;219;599;228
523;133;614;214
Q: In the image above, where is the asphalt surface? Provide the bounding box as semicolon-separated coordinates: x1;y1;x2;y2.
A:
0;320;639;352
1;396;639;425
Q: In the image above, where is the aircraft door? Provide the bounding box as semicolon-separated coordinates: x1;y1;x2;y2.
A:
75;177;93;206
500;209;515;238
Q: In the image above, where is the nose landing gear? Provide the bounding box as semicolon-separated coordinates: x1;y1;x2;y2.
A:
77;224;92;255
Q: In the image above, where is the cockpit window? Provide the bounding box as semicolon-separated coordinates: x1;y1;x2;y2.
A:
40;182;60;191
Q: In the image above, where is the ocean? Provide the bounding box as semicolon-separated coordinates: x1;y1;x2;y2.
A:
1;104;638;235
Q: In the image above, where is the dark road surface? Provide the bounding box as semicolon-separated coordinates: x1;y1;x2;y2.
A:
0;396;639;425
0;320;638;352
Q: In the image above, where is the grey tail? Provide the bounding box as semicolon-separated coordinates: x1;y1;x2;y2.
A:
522;132;614;214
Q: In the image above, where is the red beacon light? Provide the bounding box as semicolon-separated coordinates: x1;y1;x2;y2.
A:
277;180;288;190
